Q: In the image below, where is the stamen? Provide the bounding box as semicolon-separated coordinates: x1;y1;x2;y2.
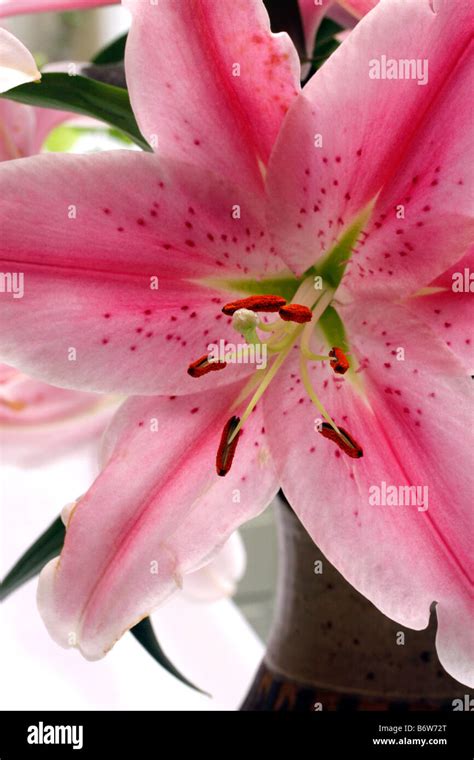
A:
319;422;363;458
279;304;313;323
0;398;26;411
222;295;286;315
216;416;241;476
329;347;350;375
188;355;226;378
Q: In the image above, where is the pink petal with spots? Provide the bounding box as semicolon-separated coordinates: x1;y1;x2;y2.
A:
0;0;115;16
342;43;474;298
38;386;278;660
0;150;286;394
264;301;474;686
405;248;474;373
124;0;300;196
266;0;474;275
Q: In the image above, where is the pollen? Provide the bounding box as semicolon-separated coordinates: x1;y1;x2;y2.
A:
329;347;350;375
222;295;286;315
279;304;312;323
319;423;363;458
187;354;227;378
216;416;241;476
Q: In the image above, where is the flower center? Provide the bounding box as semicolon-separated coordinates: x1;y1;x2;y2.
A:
188;278;362;475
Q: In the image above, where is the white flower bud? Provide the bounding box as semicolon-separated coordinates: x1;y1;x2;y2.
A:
232;308;259;334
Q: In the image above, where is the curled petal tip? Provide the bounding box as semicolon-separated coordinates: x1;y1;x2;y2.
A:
0;29;41;93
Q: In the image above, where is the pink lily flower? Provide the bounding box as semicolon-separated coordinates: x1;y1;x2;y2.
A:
0;0;472;689
0;363;118;465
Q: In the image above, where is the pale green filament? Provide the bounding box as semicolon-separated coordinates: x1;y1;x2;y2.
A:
228;324;304;443
257;320;281;333
226;280;344;444
300;348;332;362
299;352;342;435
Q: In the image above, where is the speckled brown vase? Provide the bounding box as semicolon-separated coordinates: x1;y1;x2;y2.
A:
241;499;465;711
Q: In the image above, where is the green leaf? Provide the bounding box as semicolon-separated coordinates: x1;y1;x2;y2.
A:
303;17;344;80
313;200;375;289
203;273;301;303
314;18;343;48
0;516;65;602
92;33;127;65
1;73;150;152
318;305;349;354
131;618;209;696
1;518;208;694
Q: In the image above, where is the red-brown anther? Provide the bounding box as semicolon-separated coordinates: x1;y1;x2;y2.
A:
222;295;287;315
187;355;227;378
216;416;241;476
279;304;313;323
329;347;350;375
319;422;363;458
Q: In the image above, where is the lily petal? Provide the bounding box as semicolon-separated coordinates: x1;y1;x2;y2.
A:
405;248;474;373
38;386;278;660
264;301;474;686
266;0;474;275
0;28;40;92
0;0;115;16
124;0;300;195
342;43;474;298
0;150;285;394
182;531;246;603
